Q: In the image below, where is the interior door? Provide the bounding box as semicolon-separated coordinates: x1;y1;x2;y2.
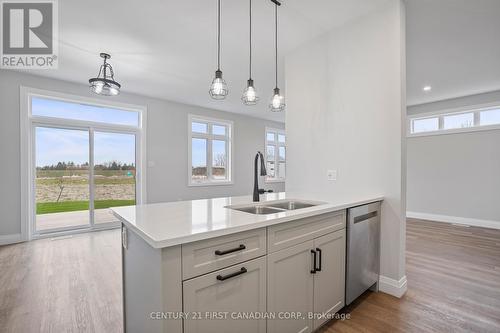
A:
313;229;346;330
267;240;314;333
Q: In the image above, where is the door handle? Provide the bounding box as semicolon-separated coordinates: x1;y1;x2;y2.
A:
316;248;322;272
215;244;246;256
216;267;247;281
310;250;317;274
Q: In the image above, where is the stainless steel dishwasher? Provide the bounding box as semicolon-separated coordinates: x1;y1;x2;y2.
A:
346;202;381;305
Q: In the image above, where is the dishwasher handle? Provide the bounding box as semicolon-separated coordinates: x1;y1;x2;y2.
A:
353;211;378;224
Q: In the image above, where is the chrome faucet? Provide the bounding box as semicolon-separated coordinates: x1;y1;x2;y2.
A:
253;151;273;202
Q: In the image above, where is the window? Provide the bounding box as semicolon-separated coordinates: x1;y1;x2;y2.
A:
412;117;439;133
31;97;140;127
443;112;474;130
189;115;232;185
408;105;500;136
21;88;146;239
480;108;500;126
265;128;286;182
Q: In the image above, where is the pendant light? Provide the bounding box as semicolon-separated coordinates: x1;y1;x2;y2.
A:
269;1;285;112
241;0;259;105
89;53;121;96
209;0;229;100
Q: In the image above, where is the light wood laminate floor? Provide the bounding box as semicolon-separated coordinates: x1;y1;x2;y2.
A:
1;219;499;332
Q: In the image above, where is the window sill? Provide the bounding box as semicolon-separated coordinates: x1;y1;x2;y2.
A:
188;180;234;187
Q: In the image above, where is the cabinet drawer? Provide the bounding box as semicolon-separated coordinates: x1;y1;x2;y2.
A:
267;211;346;253
183;257;267;333
182;228;266;280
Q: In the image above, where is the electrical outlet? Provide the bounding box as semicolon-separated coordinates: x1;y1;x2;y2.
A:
327;169;337;181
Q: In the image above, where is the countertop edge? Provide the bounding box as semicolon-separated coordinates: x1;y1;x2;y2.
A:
114;196;383;249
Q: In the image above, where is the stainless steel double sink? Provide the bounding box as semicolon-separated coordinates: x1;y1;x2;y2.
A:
226;200;321;215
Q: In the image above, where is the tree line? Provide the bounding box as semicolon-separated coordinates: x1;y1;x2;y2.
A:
37;161;135;171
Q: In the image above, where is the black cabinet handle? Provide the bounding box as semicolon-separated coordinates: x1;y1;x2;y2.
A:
316;248;322;272
310;250;317;274
216;267;247;281
215;244;246;256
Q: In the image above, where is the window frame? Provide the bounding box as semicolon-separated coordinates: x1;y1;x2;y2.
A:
188;114;233;186
265;127;286;183
20;86;147;241
407;102;500;137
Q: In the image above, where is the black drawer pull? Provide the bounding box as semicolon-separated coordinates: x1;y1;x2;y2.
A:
311;250;317;274
316;248;322;272
215;244;246;256
216;267;247;281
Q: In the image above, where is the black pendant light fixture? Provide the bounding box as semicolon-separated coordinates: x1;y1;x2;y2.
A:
269;0;285;112
89;53;121;96
209;0;229;100
241;0;259;105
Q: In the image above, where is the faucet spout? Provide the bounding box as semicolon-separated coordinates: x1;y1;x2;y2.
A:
253;151;267;202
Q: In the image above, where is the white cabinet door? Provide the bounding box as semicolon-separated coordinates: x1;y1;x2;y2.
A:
183;257;266;333
267;240;315;333
312;229;346;330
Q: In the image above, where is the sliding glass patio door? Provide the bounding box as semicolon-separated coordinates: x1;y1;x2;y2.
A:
27;93;144;238
35;127;91;232
93;131;137;225
34;126;138;233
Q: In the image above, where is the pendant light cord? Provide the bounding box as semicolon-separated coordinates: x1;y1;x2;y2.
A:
249;0;252;79
217;0;221;71
274;3;278;89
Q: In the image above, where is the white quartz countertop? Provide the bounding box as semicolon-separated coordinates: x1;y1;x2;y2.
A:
112;192;383;249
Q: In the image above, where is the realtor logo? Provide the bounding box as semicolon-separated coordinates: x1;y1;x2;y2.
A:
1;0;58;69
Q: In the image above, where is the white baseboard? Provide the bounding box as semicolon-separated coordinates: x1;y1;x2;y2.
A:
0;233;23;246
378;275;407;298
407;211;500;230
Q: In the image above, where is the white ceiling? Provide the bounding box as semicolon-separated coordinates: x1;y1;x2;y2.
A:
17;0;387;122
406;0;500;106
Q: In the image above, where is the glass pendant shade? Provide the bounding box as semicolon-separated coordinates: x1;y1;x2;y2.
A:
210;0;228;100
269;2;285;112
89;53;121;96
269;87;285;112
242;79;259;105
209;70;229;100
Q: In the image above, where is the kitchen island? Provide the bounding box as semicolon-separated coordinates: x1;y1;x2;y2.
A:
113;192;383;333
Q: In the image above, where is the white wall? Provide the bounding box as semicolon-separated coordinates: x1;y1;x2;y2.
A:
407;93;500;227
0;70;284;239
285;0;406;285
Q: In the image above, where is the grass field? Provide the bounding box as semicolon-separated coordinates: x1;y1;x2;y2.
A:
36;199;136;215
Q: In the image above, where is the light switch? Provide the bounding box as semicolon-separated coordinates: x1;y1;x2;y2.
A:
327;169;337;181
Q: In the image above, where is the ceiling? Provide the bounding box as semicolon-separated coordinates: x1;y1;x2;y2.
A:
16;0;387;122
406;0;500;106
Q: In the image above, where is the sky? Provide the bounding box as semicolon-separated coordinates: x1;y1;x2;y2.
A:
32;97;139;126
34;98;137;167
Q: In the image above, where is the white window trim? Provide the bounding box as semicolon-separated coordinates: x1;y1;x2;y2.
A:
188;114;233;186
407;101;500;137
265;127;286;183
20;86;148;241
